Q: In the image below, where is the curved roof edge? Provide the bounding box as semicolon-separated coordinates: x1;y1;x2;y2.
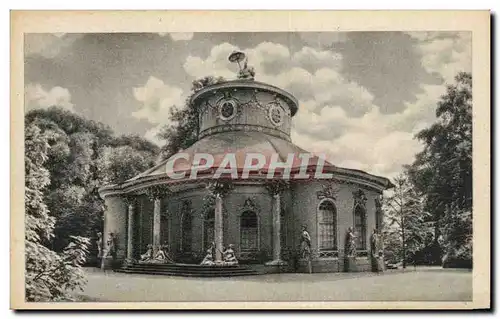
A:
190;80;299;116
98;166;394;199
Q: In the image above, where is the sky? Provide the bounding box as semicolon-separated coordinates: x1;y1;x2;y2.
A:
24;31;471;178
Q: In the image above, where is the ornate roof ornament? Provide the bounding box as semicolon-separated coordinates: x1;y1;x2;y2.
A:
146;185;171;201
242;197;260;212
229;50;255;80
316;182;340;201
352;189;368;209
265;179;289;196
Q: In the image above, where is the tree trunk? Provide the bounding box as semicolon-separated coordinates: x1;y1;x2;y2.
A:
402;215;406;269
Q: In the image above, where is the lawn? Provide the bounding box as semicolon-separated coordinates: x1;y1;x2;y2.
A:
76;266;472;302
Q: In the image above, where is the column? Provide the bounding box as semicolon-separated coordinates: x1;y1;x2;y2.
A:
153;198;161;252
266;193;286;265
126;202;135;261
272;193;281;261
214;194;223;263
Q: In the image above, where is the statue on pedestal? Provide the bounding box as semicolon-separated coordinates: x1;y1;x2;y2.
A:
344;227;357;258
223;244;238;265
96;232;103;259
228;50;255;80
300;225;312;260
370;228;379;256
100;232;117;270
370;228;382;272
105;232;117;259
344;227;357;272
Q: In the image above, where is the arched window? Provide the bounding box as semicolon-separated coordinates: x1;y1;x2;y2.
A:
203;210;215;250
318;200;337;250
354;205;367;250
240;211;258;251
181;213;192;252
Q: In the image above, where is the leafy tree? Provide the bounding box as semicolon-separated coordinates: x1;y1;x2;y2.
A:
25;107;159;257
408;72;472;266
384;172;432;268
25;123;90;301
96;145;157;185
157;76;226;159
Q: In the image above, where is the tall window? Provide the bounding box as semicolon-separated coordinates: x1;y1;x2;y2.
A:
280;209;286;251
181;213;192;252
203;210;215;249
240;211;258;251
354;205;367;250
318;200;337;250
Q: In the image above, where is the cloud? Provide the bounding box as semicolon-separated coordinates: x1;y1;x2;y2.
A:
183;41;369;116
24;33;82;58
298;32;348;47
292;46;342;72
408;31;472;84
144;124;165;146
25;83;75;112
290;32;471;178
182;33;471;178
290;100;425;179
158;32;194;41
132;76;185;125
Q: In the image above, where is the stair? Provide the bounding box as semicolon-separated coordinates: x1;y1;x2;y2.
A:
116;262;260;277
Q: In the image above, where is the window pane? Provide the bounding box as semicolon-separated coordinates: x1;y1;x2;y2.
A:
240;211;258;250
354;207;366;250
161;216;169;245
182;215;192;251
318;201;337;251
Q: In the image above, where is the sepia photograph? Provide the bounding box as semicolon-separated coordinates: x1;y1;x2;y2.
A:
10;10;490;310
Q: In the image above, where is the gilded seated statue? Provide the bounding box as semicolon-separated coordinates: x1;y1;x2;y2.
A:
223;244;238;265
200;242;216;266
140;244;154;262
154;244;175;264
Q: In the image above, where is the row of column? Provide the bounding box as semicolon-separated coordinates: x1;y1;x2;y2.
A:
124;192;284;265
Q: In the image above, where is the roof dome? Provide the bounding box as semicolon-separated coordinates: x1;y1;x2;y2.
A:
99;66;393;197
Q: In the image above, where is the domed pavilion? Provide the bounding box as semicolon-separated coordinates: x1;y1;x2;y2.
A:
99;52;393;274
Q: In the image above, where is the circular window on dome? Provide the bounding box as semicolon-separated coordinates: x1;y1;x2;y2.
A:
218;99;238;121
268;103;284;126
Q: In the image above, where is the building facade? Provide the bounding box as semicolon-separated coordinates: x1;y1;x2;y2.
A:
99;78;393;273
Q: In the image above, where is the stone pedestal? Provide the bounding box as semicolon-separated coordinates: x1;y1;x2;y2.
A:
101;256;114;270
377;257;385;272
371;255;384;272
344;256;357;272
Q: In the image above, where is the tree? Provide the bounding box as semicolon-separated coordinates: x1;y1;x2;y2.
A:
157;76;226;159
25;107;159;257
25;123;89;301
96;145;157;185
384;172;432;268
408;72;472;267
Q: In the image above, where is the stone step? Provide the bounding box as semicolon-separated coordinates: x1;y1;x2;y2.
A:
116;269;258;277
116;263;260;277
132;263;242;270
125;265;247;271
